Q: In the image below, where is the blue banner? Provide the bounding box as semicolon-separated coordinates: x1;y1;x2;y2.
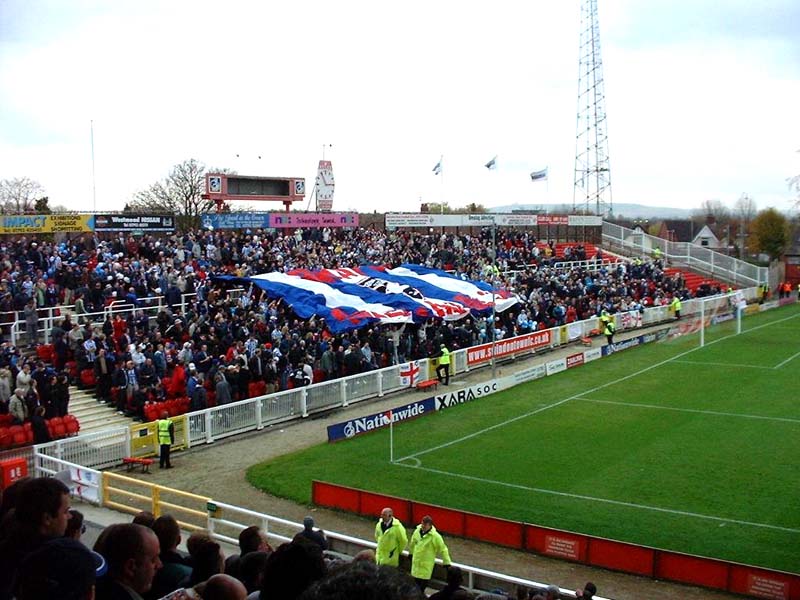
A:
327;397;436;442
601;327;670;356
201;213;271;230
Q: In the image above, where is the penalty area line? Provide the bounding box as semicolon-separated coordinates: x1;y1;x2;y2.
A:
397;324;743;463
774;349;800;369
395;311;800;463
393;462;800;534
672;359;774;370
571;397;800;424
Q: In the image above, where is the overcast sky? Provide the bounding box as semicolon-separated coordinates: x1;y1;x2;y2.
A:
1;0;798;216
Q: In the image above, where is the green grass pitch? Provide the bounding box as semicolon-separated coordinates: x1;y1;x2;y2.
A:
247;303;800;573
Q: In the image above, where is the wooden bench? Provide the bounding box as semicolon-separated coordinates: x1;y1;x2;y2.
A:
123;457;154;473
416;379;439;392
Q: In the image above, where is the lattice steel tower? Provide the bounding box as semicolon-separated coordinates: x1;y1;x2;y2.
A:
573;0;612;216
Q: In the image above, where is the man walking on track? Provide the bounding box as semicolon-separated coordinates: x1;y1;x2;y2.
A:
375;507;407;567
604;319;615;347
435;343;451;386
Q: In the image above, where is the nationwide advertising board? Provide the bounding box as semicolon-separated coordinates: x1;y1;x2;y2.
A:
94;214;175;232
0;214;94;234
326;398;435;442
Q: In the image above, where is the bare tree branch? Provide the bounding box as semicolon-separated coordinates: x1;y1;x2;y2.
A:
0;177;46;214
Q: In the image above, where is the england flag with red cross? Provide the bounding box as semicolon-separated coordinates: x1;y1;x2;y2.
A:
399;360;420;387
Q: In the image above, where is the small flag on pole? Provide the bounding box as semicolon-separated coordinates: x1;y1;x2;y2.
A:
530;167;548;181
384;410;393;424
484;155;497;170
432;157;442;175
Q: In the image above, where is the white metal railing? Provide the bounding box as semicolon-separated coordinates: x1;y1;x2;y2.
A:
26;453;604;599
176;293;743;447
33;452;104;505
24;287;761;459
207;501;603;599
35;426;131;470
602;221;768;286
3;288;245;347
23;290;775;600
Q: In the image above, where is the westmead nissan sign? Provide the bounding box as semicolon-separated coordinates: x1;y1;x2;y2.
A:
467;330;552;366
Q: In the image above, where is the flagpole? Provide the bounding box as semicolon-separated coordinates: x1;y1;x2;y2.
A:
439;154;444;214
491;220;497;381
389;413;394;463
90;120;97;213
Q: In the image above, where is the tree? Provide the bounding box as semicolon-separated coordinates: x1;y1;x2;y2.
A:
453;203;487;213
34;197;51;214
693;198;730;225
127;159;215;228
748;208;789;261
734;194;757;224
0;177;46;214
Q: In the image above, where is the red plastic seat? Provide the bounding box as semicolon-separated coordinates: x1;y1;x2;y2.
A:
11;429;26;446
37;344;54;361
80;368;96;387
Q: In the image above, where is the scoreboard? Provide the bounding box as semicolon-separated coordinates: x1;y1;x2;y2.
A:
204;173;306;211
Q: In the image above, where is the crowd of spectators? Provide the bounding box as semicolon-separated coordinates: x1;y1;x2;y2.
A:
0;227;710;421
0;476;595;599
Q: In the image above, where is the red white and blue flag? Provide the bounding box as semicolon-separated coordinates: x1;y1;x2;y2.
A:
219;264;517;333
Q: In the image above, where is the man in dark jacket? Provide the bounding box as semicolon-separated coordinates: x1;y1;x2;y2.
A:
0;477;72;600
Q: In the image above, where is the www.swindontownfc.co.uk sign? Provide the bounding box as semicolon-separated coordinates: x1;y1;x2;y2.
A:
466;330;552;366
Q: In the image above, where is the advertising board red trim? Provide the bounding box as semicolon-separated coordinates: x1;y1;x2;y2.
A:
359;491;412;524
588;538;654;576
312;481;800;598
464;514;523;549
729;565;794;599
655;552;729;590
311;481;359;512
412;503;465;537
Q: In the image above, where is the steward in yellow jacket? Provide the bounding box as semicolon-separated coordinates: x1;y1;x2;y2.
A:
374;507;407;567
409;516;451;591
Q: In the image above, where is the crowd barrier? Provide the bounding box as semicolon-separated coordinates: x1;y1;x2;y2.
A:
312;481;800;600
1;287;246;347
601;221;768;287
30;452;601;600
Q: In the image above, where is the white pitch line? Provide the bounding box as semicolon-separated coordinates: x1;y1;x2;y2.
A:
673;359;774;370
393;462;800;534
774;349;800;369
572;396;800;424
398;309;800;463
401;331;731;461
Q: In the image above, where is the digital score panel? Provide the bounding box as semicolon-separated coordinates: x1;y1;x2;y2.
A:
204;173;306;211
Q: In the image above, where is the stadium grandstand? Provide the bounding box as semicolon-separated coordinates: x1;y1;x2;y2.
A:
0;219;794;600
